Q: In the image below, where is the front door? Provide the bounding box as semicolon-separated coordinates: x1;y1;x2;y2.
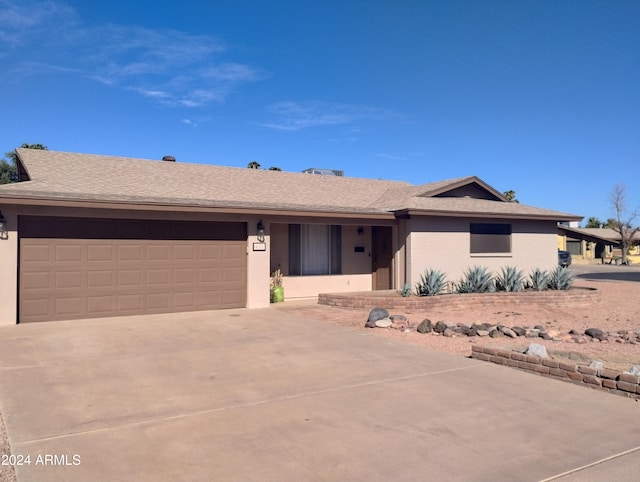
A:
372;226;392;290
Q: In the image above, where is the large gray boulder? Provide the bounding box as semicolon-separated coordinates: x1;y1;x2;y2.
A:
365;307;389;328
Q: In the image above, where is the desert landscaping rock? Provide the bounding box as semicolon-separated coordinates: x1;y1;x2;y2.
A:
364;311;640;348
585;328;604;340
416;319;433;334
443;328;456;337
374;318;393;328
434;321;448;334
368;307;389;323
501;327;517;338
526;344;549;359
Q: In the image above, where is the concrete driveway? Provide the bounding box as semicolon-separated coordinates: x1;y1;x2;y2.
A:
0;307;639;482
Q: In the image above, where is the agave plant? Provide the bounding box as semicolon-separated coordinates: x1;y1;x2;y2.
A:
455;266;494;294
495;266;525;292
527;268;549;291
415;269;447;296
400;283;412;298
548;266;574;290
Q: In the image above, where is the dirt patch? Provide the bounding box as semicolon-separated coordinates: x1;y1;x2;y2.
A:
278;279;640;372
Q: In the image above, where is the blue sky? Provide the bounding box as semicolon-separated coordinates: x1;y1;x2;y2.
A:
1;0;638;223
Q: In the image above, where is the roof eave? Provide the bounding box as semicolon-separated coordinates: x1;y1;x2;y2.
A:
394;208;582;222
0;195;396;220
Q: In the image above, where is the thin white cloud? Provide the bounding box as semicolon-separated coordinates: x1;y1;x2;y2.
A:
376;152;425;161
262;101;395;131
0;0;77;47
0;0;264;107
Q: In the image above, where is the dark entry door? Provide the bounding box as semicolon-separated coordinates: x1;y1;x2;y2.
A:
372;226;392;290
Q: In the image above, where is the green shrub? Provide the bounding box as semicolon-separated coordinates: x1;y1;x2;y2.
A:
455;266;494;293
548;266;574;290
415;269;447;296
495;266;525;292
528;268;549;291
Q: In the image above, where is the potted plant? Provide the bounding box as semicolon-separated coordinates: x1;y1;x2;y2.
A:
270;268;284;303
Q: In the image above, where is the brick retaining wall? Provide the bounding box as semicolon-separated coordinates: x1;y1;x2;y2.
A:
471;345;640;400
318;288;599;312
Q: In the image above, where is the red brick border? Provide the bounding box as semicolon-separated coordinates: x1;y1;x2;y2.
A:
319;288;599;312
470;345;640;400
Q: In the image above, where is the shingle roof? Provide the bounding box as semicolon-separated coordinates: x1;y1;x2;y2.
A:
560;226;640;242
0;149;581;221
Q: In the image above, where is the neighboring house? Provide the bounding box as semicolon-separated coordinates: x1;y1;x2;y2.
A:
0;149;581;324
558;226;640;263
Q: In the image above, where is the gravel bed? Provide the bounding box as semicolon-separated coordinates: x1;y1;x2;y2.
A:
278;279;640;371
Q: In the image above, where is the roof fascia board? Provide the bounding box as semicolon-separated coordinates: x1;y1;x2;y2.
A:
0;196;395;220
396;209;582;222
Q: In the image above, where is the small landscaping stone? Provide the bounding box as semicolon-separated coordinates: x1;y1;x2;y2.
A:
375;318;393;328
416;319;432;334
434;321;448;334
585;328;604;340
526;343;548;359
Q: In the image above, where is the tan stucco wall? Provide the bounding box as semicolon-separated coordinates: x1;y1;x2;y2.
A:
0;206;18;325
406;217;558;287
284;274;372;299
246;216;270;309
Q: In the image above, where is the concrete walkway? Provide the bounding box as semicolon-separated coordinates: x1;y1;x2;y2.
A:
0;307;639;481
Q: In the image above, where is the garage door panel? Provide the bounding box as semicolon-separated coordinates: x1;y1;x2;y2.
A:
146;293;170;310
88;245;115;262
21;244;51;263
173;245;197;260
198;267;220;283
55;245;84;262
87;296;116;315
146;245;170;261
223;266;243;282
55;298;84;317
118;245;144;261
117;294;144;311
223;245;244;259
198;245;221;259
21;299;50;320
147;269;170;285
19;218;247;322
173;292;196;308
173;268;196;284
88;271;114;288
198;291;221;307
22;272;51;290
117;270;144;287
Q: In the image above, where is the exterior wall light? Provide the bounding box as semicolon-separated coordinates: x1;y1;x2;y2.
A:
257;221;265;242
357;227;364;236
0;211;6;232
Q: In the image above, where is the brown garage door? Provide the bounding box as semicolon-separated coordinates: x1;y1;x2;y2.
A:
19;216;247;323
